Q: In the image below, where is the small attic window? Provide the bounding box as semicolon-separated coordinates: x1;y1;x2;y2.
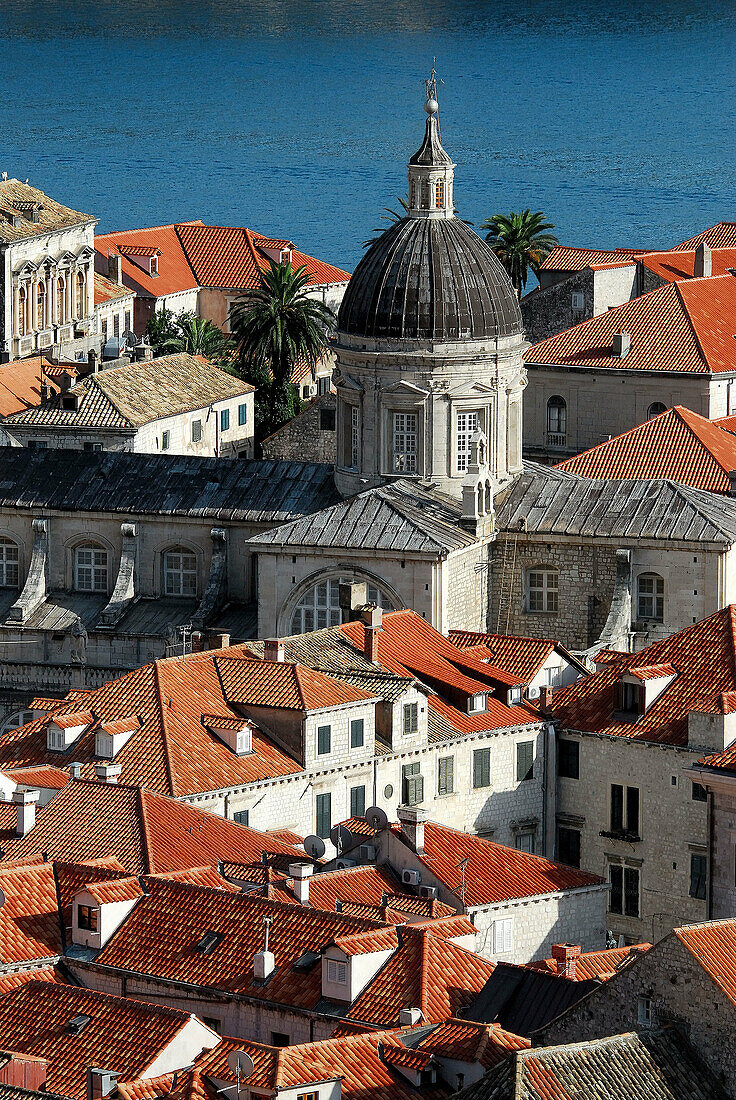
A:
619;681;643;716
468;693;486;714
62;394;79;411
150;255;159;276
280;249;292;265
195;930;224;955
66;1014;91;1035
508;686;523;706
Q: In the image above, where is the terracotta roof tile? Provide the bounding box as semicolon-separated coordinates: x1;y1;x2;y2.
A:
0;862;61;965
0;965;66;995
638;247;736;282
215;654;374;710
2;766;70;790
83;876;143;905
449;631;582;683
94;223;203;298
674;222;736;250
529;943;651;981
0;357;74;418
539;247;641;272
674;918;736;1004
410;1018;528;1069
0;180;94;244
555;404;736;494
626;663;676;681
93;271;133;305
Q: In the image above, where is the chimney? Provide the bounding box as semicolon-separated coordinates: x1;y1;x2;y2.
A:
694;242;712;279
551;942;581;979
12;789;40;836
208;631;230;649
0;1054;48;1091
263;639;285;663
107;252;123;285
728;471;736;498
397;805;427;854
87;350;99;375
87;1069;120;1100
399;1007;422;1027
40;380;51;402
611;332;631;359
94;762;122;785
339;581;367;623
68;762;83;780
254;916;275;980
289;862;311;904
191;631;205;653
539;686;555;712
361;604;383;664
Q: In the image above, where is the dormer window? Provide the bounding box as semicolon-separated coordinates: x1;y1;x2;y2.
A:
280;249;292;265
620;681;641;714
327;960;347;983
150;255;158;276
62;393;79;410
508;686;522;706
468;693;486;714
77;904;98;932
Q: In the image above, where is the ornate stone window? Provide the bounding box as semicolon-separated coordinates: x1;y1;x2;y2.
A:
546;396;567;444
37;282;46;329
393;412;418;473
74;544;108;592
527;568;559;613
351;406;360;469
435;179;445;208
647;402;666;420
0;539;19;588
164;547;197;597
75;271;85;318
18;286;27;335
456;410;479;473
290;576;395;634
57;277;65;324
637;573;664;622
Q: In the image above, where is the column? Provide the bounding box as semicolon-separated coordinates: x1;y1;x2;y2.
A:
50;272;57;327
13;283;19;339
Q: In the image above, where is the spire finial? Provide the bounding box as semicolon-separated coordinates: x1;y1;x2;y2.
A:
424;59;442;115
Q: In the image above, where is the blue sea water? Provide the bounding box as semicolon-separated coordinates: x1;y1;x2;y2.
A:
1;0;736;274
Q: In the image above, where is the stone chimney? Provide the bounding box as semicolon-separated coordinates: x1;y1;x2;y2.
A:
397;805;427;854
107;252;123;285
191;631;206;653
87;1069;120;1100
551;942;581;978
68;762;83;780
208;631;230;649
12;789;40;837
339;581;367;623
264;639;285;663
94;762;122;785
289;862;312;904
612;332;631;359
694;242;712;279
361;604;383;663
539;686;555;712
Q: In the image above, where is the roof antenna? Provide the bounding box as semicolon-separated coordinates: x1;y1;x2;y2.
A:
262;915;272;953
456;855;470;910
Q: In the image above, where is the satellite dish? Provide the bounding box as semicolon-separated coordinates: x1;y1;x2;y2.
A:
365;806;388;832
330;824;354;854
121;329;138;347
304;834;326;860
227;1050;254;1083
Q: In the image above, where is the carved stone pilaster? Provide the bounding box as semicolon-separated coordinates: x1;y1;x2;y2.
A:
8;518;48;624
192;528;228;629
98;523;138;628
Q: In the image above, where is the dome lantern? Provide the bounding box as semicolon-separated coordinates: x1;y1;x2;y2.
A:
407;65;455;220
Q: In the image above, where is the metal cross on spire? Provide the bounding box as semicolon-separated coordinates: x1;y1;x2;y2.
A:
424;59;444;113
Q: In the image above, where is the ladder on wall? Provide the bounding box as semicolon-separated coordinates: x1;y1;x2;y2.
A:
495;533;518;635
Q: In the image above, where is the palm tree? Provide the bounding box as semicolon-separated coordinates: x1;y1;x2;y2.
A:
230;260;336;440
162;315;231;360
363;195;409;247
481;210;558;297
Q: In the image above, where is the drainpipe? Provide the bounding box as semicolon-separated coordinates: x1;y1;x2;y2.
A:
707;788;714;920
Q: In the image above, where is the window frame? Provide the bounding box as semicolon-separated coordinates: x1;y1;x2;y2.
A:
557;826;581;868
456;409;480;474
163;547;197;598
74;543;108;593
315;792;331;839
689;852;707;900
492;917;513;954
527;568;559;614
637;573;664;622
403;702;419;735
546;395;567;437
0;538;20;589
350;718;364;749
349;784;366;818
317;724;331;756
191;419;202;443
473;747;491;789
77;904;98;931
557;738;579;779
392;411;418;474
238;402;248;426
516;741;534;782
437;755;454;796
220;408;230;432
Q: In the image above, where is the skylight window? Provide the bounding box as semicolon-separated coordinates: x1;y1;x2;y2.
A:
66;1014;91;1035
195;930;224;955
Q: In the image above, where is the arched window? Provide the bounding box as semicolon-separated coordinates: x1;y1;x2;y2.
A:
290;577;396;635
421;181;430;209
547;396;567;439
0;710;35;735
74;543;108;592
75;271;85;318
485;480;493;513
18;287;27;335
0;539;20;588
637;573;664;622
164;547;197;597
435;179;445;208
647;402;667;420
527;568;559;613
37;282;46;329
410;180;417;208
57;277;65;324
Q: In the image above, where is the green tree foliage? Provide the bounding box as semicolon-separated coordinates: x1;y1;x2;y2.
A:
162;315;231;360
481;210;559;297
229;261;336;445
144;308;185;355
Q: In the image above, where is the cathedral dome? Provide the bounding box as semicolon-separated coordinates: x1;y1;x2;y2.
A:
337;215;523;342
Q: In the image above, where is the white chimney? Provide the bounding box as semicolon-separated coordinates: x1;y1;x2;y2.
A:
612;332;631;359
399;1007;423;1027
68;762;83;780
694;242;712;279
254;916;275;980
397;805;427;854
94;762;122;784
87;1069;120;1100
264;639;285;663
13;788;40;836
289;862;311;904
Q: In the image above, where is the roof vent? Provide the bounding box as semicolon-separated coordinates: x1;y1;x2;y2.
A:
612;332;631;359
194;930;224;955
67;1014;91;1035
399;1007;423;1027
254;915;275;981
68;762;83;780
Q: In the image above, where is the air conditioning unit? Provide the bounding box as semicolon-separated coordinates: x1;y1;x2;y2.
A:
359;844;377;861
336;858;356;870
419;885;437;900
402;869;421;886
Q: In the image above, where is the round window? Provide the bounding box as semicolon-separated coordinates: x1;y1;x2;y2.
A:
384;784;393;799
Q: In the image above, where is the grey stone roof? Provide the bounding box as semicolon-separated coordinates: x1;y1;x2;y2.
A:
408;114;453;166
0;449;339;523
249;479;477;555
0;179;94;244
458;1030;728;1100
497;463;736;544
337;216;522;342
5;353;252;430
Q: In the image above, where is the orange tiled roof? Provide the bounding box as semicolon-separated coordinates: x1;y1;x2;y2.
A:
0;651;302;797
626;663;676;681
93;270;133;305
339;612;540;734
0;980;203;1100
94;222;203;298
539;247;641;272
555;405;736;494
0;356;75;418
84;875;143;905
215;654;374;710
409;1017;528;1069
0;861;61;966
0;965;66;995
448;630;580;684
528;943;651;981
674;918;736;1005
525;274;736;374
548;605;736;747
2;765;70;790
638;247;736;282
0;779;306;875
149;865;237;891
674;222;736;250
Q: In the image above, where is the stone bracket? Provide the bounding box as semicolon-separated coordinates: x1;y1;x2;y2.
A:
8;517;48;624
192;528;228;629
98;523;138;628
596;548;632;650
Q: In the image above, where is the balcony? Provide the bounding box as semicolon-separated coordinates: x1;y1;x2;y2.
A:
546;433;567;448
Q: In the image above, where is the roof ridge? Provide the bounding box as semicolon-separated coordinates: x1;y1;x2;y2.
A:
137;788;153;876
173;223;204;285
673;279;713;371
153;662;179;799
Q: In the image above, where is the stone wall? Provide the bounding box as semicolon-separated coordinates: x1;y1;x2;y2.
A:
444;541;491;633
262;394;337;464
537;932;736;1096
521;271;594;346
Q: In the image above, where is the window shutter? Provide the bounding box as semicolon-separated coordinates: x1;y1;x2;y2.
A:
626;787;640;835
611;784;624;831
493;918;513;954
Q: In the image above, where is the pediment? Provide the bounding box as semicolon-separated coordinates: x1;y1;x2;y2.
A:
333;369;364;393
14;260;39;277
77;245;95;261
383;379;430;398
57;251;76;267
446;380;496;399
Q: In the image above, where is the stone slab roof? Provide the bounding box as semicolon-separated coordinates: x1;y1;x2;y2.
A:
496;463;736;544
0;449;339;523
249;479;477;554
0;180;94;244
